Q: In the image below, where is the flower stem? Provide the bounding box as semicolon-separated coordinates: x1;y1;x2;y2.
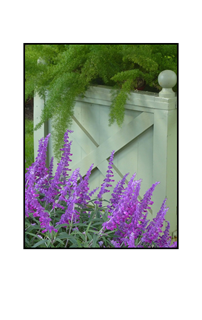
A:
65;212;74;248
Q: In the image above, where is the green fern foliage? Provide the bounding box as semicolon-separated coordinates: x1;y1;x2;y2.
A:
25;44;177;160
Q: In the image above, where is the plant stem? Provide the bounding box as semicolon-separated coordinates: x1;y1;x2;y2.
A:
65;211;74;248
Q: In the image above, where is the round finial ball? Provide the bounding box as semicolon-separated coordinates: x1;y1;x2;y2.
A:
158;70;177;88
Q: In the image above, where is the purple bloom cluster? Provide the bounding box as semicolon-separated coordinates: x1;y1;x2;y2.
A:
25;130;177;248
94;150;115;207
102;178;173;248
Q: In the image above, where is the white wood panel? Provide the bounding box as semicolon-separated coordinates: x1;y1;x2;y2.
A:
71;112;154;175
137;126;153;194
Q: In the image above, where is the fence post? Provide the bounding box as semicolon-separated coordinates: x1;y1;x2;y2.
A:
153;70;177;236
33;58;49;167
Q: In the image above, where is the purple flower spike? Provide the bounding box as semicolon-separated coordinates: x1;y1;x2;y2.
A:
25;128;176;247
95;151;115;207
107;173;129;213
59;130;73;183
48;156;54;179
76;164;94;207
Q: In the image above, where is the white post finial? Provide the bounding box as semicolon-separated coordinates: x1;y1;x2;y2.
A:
158;70;177;98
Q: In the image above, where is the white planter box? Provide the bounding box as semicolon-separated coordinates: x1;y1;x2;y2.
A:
34;83;177;235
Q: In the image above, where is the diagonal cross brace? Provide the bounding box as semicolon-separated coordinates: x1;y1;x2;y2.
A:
72;112;154;178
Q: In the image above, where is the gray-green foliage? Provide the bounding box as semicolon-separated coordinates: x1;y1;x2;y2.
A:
25;201;117;248
25;44;177;160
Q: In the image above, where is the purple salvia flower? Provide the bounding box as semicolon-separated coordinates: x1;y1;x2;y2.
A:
34;134;50;181
127;232;135;248
103;175;160;248
140;198;169;246
42;130;73;208
103;174;141;233
94;182;108;207
57;168;80;204
107;173;129;213
25;129;176;246
124;182;160;247
95;151;115;207
157;220;172;247
25;133;50;185
47;130;74;204
59;130;73;183
47;160;66;208
57;168;80;225
34;174;49;196
88;187;99;198
169;241;177;248
138;182;160;217
76;164;94;207
48;156;54;180
103;150;115;187
25;168;46;218
73;227;79;231
111;240;121;248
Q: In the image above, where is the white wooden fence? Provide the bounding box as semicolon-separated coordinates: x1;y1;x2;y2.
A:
34;70;177;236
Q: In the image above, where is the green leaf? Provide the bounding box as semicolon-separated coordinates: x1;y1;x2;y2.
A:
55;238;65;246
87;233;93;241
76;205;92;212
31;216;41;225
85;221;92;235
46;240;51;247
71;223;88;228
90;222;102;229
92;234;99;248
90;218;104;224
68;236;81;247
86;229;100;234
103;230;117;235
55;242;63;248
57;232;71;239
26;225;42;232
95;207;101;219
55;223;69;231
83;242;90;248
57;233;78;247
71;230;86;241
89;210;96;220
54;210;67;214
106;239;114;247
25;231;41;238
32;239;48;248
69;244;78;248
25;236;30;247
102;212;109;222
102;237;108;247
76;239;82;247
